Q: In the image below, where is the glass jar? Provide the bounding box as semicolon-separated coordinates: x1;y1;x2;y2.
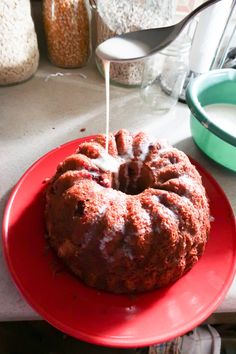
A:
0;0;39;86
140;33;191;114
91;0;175;87
43;0;90;68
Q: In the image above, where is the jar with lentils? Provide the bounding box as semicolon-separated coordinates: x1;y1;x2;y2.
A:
43;0;90;68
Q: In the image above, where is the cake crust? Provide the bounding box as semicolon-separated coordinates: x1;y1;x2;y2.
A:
45;130;210;294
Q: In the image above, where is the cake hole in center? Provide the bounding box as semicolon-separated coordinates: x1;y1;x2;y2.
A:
116;161;153;195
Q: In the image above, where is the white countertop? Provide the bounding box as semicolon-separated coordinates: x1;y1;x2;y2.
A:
0;57;236;321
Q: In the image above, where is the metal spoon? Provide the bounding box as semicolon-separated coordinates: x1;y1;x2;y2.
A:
96;0;222;62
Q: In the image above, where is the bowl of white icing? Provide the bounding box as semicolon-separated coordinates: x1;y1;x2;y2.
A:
186;69;236;172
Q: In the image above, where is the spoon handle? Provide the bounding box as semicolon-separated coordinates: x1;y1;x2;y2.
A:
179;0;222;30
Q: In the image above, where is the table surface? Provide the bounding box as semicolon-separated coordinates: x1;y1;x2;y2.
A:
0;57;236;321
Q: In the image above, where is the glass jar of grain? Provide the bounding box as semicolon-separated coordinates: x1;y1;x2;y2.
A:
91;0;176;87
0;0;39;85
43;0;90;68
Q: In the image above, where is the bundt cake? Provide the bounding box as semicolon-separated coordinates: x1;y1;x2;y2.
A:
45;129;210;294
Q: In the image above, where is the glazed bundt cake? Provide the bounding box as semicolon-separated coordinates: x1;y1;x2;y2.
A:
45;129;210;294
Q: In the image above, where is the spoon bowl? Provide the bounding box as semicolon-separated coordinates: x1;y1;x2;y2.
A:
96;0;222;62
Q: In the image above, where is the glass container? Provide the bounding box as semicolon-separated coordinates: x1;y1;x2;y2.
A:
91;0;176;87
140;33;191;114
43;0;90;68
0;0;39;86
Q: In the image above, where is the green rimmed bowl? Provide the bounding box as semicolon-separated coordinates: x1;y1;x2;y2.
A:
186;69;236;172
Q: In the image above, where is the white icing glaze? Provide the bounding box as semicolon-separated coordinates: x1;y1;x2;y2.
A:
151;196;178;221
104;60;110;153
89;171;99;178
99;215;126;261
98;204;107;215
89;136;175;195
160;205;178;220
140;208;152;224
99;234;113;251
121;144;134;160
178;178;203;218
151;195;160;203
167;204;180;219
139;140;151;161
149;148;174;166
181;195;193;205
92;152;123;173
179;175;197;190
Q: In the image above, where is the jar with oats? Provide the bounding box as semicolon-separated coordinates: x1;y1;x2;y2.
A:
91;0;176;87
43;0;90;68
0;0;39;85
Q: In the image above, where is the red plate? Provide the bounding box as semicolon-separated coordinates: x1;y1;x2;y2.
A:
2;136;236;348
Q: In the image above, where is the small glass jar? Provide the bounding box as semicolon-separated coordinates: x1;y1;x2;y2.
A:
43;0;90;68
140;34;191;114
91;0;175;87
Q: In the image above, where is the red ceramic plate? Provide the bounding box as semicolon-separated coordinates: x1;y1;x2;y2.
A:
2;136;236;348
